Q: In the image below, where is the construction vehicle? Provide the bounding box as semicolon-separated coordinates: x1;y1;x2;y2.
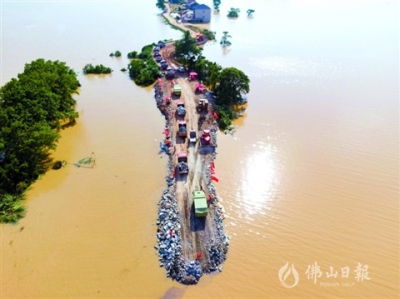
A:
200;129;211;146
197;99;208;112
178;121;187;138
193;191;208;217
177;101;186;116
166;69;175;79
177;152;188;174
173;84;181;96
189;130;197;143
195;83;205;93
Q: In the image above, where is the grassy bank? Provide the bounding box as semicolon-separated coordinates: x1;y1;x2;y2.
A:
162;15;186;34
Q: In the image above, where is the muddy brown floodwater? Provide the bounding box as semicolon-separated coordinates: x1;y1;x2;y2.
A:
1;1;398;298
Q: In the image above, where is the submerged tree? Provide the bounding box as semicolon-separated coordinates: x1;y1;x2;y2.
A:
82;64;112;74
127;43;161;86
247;9;255;16
127;50;138;59
213;0;221;11
220;31;232;47
227;7;240;18
0;59;80;223
156;0;166;11
214;67;250;106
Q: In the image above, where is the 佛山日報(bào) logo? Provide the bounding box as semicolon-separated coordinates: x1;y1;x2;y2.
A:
278;262;299;288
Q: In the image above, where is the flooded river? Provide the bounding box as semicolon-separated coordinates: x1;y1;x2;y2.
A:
1;1;398;298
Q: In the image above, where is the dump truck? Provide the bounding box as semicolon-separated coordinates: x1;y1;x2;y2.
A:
197;99;208;112
166;69;175;79
177;101;186;116
193;191;208;217
200;129;211;146
177;152;188;174
173;84;181;96
178;121;187;138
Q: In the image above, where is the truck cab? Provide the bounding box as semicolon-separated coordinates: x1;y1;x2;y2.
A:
193;191;208;217
178;121;187;138
177;101;186;116
173;84;181;95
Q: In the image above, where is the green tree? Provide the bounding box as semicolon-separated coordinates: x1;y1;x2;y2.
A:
114;50;122;57
227;7;240;18
127;44;161;86
0;193;26;224
83;64;112;74
247;9;255;16
201;29;216;40
214;67;250;106
127;51;138;59
213;105;233;130
128;59;145;78
220;31;232;47
193;58;222;90
1;59;80;129
175;30;202;66
156;0;166;11
213;0;221;11
0;59;80;222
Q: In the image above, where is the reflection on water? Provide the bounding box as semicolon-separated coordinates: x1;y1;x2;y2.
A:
241;142;279;215
1;0;399;298
248;56;342;80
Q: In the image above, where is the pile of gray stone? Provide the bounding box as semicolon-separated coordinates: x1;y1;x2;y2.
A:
153;78;230;285
154;83;164;108
155;187;203;284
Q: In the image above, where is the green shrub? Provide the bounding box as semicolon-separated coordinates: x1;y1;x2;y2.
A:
214;105;233;130
0;194;26;224
83;64;112;74
201;29;216;40
127;51;138;59
127;43;160;86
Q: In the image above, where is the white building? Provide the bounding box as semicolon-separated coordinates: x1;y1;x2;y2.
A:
191;3;211;23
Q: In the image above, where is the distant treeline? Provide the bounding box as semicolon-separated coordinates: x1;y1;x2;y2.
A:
0;59;80;223
83;64;113;75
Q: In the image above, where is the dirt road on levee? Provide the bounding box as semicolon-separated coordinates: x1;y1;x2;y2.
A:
154;42;229;284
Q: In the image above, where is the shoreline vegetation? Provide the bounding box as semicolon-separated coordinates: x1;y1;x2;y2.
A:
83;64;113;75
127;43;163;86
0;59;80;223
